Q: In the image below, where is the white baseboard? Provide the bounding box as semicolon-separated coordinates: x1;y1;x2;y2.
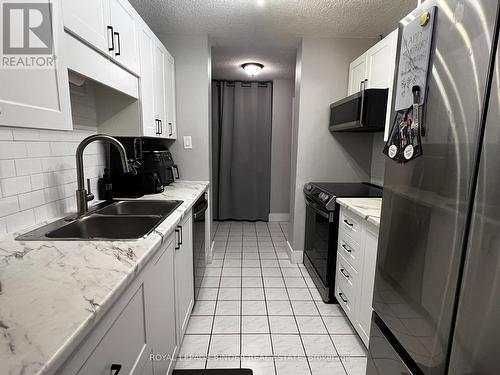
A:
286;241;304;264
268;213;290;222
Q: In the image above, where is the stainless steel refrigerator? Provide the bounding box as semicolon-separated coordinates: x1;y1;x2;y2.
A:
367;0;500;374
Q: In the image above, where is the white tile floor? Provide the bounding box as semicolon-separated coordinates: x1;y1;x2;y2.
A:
175;221;367;375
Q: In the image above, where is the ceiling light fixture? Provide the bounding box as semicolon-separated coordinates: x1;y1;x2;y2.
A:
242;62;264;77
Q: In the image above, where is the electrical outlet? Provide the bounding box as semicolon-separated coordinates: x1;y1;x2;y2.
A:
183;136;193;149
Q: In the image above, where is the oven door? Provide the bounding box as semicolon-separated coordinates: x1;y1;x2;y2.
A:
304;197;336;294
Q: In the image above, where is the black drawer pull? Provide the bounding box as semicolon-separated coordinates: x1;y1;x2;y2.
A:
114;31;121;56
339;293;348;303
178;225;183;245
340;269;350;279
107;26;114;51
341;244;352;253
175;228;181;250
343;219;354;227
111;364;122;375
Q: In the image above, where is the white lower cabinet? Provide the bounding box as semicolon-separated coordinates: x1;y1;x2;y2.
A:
174;212;195;343
335;206;379;348
145;237;177;375
56;208;196;375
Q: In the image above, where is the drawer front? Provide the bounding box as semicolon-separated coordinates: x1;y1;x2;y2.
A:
338;229;361;271
335;252;358;321
77;286;148;375
336;279;356;321
340;208;363;244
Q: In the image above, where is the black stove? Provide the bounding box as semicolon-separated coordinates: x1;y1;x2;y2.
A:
304;182;383;211
303;182;382;303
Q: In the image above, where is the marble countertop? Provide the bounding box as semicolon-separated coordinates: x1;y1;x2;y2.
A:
336;197;383;227
0;181;209;375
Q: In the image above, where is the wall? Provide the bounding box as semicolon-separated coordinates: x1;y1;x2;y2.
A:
159;34;211;182
288;37;377;260
371;133;386;186
159;34;213;260
0;128;105;236
270;80;294;220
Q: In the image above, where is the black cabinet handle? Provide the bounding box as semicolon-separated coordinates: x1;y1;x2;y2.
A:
159;120;163;135
340;269;350;279
339;293;348;303
343;219;353;227
114;32;121;56
175;228;180;250
178;225;183;245
155;119;160;135
173;165;180;179
111;364;122;375
107;26;115;51
341;244;352;253
168;122;173;136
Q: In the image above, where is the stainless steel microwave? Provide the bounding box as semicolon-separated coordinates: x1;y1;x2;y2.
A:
329;88;388;132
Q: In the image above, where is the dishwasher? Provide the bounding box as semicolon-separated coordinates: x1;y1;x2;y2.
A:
192;193;208;303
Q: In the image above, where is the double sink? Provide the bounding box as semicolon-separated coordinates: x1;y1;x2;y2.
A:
17;200;183;241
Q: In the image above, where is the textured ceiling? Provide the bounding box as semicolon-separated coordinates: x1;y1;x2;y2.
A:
130;0;416;80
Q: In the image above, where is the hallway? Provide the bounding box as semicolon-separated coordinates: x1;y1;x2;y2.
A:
175;221;367;375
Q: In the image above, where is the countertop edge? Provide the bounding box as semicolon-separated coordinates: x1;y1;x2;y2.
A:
336;197;382;228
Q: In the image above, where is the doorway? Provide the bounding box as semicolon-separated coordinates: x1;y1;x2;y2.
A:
212;80;273;221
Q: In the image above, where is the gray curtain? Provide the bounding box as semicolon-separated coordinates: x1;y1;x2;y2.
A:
212;81;273;221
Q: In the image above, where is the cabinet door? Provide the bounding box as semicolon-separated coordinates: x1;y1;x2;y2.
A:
0;0;72;131
165;53;177;139
109;0;139;74
76;286;150;375
365;30;398;89
62;0;111;54
357;225;379;348
175;213;195;341
153;44;167;137
347;54;367;95
145;237;177;375
138;28;157;137
365;29;398;141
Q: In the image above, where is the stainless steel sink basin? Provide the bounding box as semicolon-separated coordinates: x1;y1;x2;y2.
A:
45;215;162;240
96;200;182;216
16;200;183;241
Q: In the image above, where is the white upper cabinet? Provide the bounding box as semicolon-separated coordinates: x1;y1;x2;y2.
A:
165;53;177;139
0;0;72;131
62;0;110;54
62;0;139;75
137;21;177;139
348;54;368;96
153;43;167;137
138;28;157;137
366;30;398;89
347;29;398;140
109;0;139;74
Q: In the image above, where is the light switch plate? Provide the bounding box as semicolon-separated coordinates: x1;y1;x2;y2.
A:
183;136;193;149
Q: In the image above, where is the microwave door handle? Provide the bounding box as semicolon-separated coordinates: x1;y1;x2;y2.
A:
359;86;366;127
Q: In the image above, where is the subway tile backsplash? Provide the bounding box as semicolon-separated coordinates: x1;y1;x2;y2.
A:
0;126;106;237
